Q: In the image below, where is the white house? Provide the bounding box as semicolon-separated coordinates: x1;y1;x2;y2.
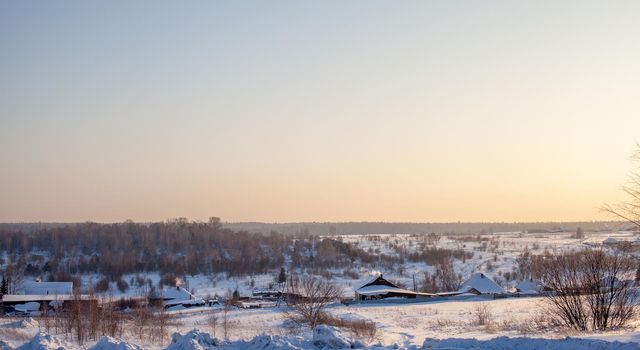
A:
455;273;504;295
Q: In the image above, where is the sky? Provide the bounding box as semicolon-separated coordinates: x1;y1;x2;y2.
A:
1;1;640;223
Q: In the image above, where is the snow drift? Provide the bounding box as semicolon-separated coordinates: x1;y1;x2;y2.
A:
90;336;142;350
165;329;221;350
15;333;66;350
422;336;640;350
19;318;39;329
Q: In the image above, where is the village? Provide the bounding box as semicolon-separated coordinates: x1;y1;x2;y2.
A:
7;227;637;316
2;227;640;350
0;271;546;316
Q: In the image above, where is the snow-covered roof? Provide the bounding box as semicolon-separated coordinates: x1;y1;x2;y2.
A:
356;284;434;297
161;287;194;301
603;237;619;244
515;279;544;293
23;282;72;295
2;294;90;302
457;273;504;294
353;273;383;291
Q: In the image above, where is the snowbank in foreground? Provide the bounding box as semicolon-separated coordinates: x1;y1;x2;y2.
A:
15;333;66;350
13;329;640;350
165;329;222;350
89;336;142;350
422;336;640;350
167;329;305;350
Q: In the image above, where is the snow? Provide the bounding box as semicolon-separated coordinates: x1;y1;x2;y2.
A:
19;318;39;329
165;329;222;350
226;334;305;350
14;302;41;313
457;273;504;294
312;325;354;349
89;337;142;350
2;295;79;302
515;279;544;294
422;336;640;350
15;333;66;350
161;287;195;301
353;274;383;291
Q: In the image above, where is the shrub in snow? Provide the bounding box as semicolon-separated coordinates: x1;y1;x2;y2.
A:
19;318;39;329
422;336;640;350
165;329;221;350
90;336;142;350
15;333;66;350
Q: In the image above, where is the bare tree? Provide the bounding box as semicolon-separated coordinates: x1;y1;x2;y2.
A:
603;144;640;228
540;249;636;331
435;257;461;292
221;301;232;340
286;275;342;328
472;303;493;326
207;309;219;338
574;227;584;239
133;305;152;340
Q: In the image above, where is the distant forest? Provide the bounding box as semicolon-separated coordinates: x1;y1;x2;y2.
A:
224;220;627;236
0;218;479;291
0;219;628;294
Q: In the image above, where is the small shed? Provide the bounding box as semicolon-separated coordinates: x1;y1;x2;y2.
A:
515;279;545;294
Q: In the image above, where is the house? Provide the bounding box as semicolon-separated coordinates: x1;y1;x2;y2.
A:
149;286;205;309
1;281;94;315
452;273;504;296
602;237;619;245
515;279;545;294
354;274;435;301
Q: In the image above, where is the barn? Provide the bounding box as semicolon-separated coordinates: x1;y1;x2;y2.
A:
354;274;435;301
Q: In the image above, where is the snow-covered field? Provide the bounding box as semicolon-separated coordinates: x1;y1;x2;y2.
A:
3;295;640;349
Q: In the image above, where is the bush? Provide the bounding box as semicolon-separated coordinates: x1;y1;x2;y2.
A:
95;277;110;293
472;303;493;326
159;273;178;287
321;314;377;341
116;278;129;293
540;249;636;331
115;297;142;310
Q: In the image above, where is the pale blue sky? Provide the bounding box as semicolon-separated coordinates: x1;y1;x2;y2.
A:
1;1;640;222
